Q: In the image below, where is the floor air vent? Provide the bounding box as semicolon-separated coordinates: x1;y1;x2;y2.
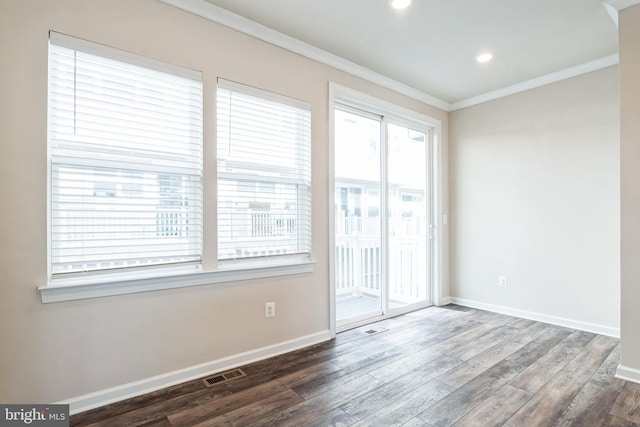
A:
362;326;388;335
202;368;247;387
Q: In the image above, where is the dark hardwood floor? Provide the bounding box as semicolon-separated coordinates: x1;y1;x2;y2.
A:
70;305;640;427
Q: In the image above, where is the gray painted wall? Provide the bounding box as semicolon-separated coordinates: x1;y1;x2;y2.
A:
450;66;620;331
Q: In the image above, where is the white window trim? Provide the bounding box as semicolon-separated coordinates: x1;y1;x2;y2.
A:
39;261;315;303
49;32;201;80
216;78;312;262
39;34;316;303
48;32;204;278
328;82;446;335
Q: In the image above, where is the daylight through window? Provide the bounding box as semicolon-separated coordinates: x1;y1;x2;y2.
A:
48;32;203;277
217;80;311;262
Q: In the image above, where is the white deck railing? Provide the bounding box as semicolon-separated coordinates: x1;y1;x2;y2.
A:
335;216;428;304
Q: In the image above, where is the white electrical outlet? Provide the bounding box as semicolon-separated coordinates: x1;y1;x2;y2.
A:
265;302;276;318
498;276;508;287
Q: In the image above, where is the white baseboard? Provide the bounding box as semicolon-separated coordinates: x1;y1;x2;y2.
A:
438;296;453;306
449;297;620;338
60;330;332;415
616;364;640;384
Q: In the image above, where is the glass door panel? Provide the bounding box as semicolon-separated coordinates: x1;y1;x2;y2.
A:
335;108;383;326
387;123;430;309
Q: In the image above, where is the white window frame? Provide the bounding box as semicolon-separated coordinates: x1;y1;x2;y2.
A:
328;82;445;335
39;34;314;304
216;79;312;268
47;32;204;279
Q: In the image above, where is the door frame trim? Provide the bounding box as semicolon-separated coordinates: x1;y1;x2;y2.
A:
328;82;446;337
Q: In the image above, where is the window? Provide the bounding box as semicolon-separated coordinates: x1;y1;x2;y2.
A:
217;80;311;262
42;35;315;303
48;33;203;279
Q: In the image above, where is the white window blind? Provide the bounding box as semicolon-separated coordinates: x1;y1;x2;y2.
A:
217;79;311;261
48;32;203;277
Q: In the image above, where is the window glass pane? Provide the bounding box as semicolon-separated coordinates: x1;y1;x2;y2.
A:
334;108;383;323
217;81;311;261
387;123;429;306
48;34;203;276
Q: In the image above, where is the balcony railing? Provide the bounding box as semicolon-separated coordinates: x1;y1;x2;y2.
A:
335;216;428;304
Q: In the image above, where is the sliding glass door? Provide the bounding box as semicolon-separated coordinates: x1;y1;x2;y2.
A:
334;108;383;324
335;106;432;329
387;123;430;310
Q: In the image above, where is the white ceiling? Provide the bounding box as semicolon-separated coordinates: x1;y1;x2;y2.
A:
185;0;619;108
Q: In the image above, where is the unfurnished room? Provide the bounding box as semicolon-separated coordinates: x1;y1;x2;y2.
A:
1;0;640;426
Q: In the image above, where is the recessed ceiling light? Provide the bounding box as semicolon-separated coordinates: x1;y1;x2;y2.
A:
475;52;494;63
389;0;412;10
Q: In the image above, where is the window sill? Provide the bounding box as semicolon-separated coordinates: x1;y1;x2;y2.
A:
38;260;316;303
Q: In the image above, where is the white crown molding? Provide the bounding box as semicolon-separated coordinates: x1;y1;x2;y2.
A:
157;0;451;111
158;0;621;113
603;0;640;11
449;297;620;338
603;2;620;26
449;54;619;111
603;0;640;26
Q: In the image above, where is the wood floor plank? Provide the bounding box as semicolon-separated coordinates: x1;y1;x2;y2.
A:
393;309;479;336
303;407;358;427
507;321;557;345
610;381;640;424
591;344;624;389
362;309;459;336
504;334;618;427
70;377;211;426
416;326;570;427
407;319;502;358
461;309;515;328
191;389;303;427
450;384;532;427
504;326;573;368
447;325;519;361
253;374;383;426
421;319;495;347
367;346;442;381
365;318;485;382
605;414;640;426
332;318;478;370
508;330;595;393
138;417;172;427
551;382;620;427
351;380;455;427
167;380;288;426
83;387;231;427
297;323;471;399
330;335;422;369
221;343;342;394
401;417;435;427
276;360;342;389
69;306;632;427
417;359;524;427
411;354;466;377
403;306;474;323
551;345;625;427
437;341;523;388
291;357;389;400
340;357;461;421
507;317;535;329
422;321;502;355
